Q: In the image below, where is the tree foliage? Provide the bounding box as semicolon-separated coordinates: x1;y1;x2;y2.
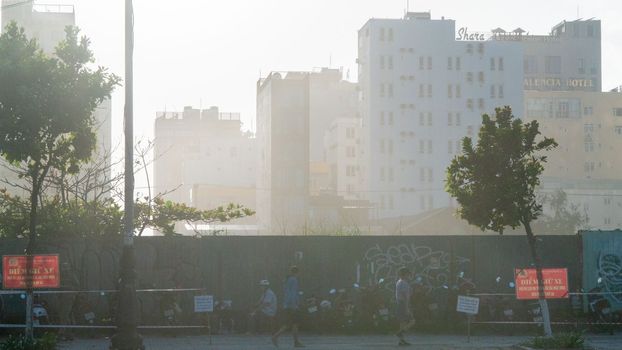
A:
445;106;558;337
537;189;588;235
446;106;558;233
0;22;120;242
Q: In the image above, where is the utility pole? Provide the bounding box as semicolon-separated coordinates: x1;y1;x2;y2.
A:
110;0;143;349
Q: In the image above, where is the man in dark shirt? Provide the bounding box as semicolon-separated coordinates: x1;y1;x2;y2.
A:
271;266;304;348
395;267;415;346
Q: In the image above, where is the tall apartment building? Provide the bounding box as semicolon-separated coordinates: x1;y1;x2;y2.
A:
357;12;524;219
154;106;256;232
524;90;622;230
256;68;357;234
256;72;310;234
1;1;112;197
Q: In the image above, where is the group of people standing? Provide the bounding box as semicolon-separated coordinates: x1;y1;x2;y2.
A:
250;265;416;348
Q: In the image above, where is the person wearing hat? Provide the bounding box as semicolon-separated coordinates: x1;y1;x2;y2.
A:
248;279;277;334
395;267;416;346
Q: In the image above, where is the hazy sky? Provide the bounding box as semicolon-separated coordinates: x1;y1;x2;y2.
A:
5;0;621;191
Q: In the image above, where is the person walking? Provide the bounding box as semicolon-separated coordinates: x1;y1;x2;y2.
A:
395;267;415;346
271;266;304;348
248;279;277;334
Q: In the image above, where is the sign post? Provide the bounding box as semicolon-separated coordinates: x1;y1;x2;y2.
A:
2;255;60;289
194;295;214;345
514;268;569;300
456;295;480;343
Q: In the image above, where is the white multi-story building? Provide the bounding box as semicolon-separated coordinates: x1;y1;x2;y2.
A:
1;1;113;198
357;12;524;219
154;106;256;232
324;118;363;201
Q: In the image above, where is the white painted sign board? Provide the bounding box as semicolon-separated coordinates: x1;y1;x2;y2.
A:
456;295;479;315
194;295;214;313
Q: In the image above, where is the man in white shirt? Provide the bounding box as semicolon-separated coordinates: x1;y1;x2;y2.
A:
248;279;277;334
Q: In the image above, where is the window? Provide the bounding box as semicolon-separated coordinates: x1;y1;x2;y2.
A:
447;57;453;70
346;165;356;177
545;56;562;74
587;24;594;37
419;168;425;182
490;85;496;98
498;85;504;98
467;125;473;136
427;112;433;126
388;167;394;182
478;98;485;110
388;56;394;70
419;56;424;70
387;84;394;97
380;167;385;181
419;140;425;154
456;57;461;70
524;55;538;74
346;127;355;138
419;112;425;126
388;28;394;42
584;123;594;133
456;113;462;126
427;56;432;70
448;84;453;98
456;84;461;98
418;84;424;97
584;142;594;152
605;197;612;205
388;195;394;209
467;72;473;82
490;57;496;71
578;58;585;74
477;43;484;55
466;43;473;54
478;71;485;83
380;112;385;125
498;57;504;71
380;28;385;41
427;84;432;98
380;139;385;153
380;55;385;69
456;139;462;153
448;140;453;154
346;146;356;158
467;99;473;110
448;112;453;126
427;168;433;182
584;106;593;115
388;112;394;125
380;83;385;97
388;140;394;155
427;140;433;154
615;126;622;135
614;108;622;117
230;147;237;157
605;217;612;226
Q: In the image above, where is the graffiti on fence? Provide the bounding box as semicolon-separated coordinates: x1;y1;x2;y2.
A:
363;243;473;293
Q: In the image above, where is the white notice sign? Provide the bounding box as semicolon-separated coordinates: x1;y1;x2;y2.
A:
456;295;479;315
194;295;214;313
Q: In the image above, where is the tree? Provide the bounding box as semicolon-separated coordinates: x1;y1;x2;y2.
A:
0;22;120;339
446;106;558;337
537;189;588;235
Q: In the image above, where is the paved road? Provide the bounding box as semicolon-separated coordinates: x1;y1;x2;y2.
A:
55;334;622;350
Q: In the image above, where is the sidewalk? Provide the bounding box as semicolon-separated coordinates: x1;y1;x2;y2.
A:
56;334;622;350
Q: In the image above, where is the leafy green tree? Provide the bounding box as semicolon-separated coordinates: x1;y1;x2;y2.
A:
0;22;119;339
446;106;558;336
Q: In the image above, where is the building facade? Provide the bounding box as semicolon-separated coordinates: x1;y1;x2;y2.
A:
357;12;524;219
524;90;622;230
154;106;256;229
